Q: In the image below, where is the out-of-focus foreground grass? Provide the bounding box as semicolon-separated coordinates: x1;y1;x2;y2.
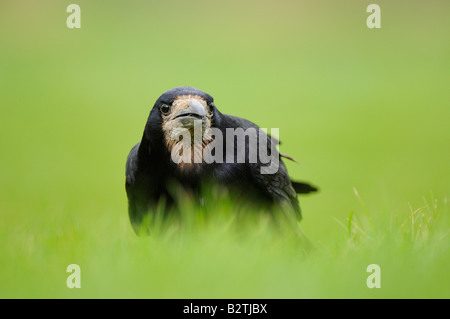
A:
0;1;449;298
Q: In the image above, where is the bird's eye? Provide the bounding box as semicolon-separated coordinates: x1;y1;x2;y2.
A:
160;104;170;115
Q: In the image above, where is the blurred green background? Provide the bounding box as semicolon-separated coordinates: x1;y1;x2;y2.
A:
0;0;449;298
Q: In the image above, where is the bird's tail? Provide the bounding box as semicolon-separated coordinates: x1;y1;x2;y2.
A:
291;181;319;194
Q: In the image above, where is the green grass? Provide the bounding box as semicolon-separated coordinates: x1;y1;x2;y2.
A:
1;191;448;298
0;0;449;298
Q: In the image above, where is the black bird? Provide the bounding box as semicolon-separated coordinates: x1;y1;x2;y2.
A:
126;87;317;233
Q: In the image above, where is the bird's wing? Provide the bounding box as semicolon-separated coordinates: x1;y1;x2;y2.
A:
250;129;302;219
221;114;303;218
252;159;302;218
126;142;150;233
125;142;140;188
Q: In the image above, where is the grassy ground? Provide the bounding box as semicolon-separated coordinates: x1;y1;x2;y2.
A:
0;1;449;298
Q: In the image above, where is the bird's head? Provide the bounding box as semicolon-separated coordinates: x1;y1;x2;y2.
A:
144;87;219;169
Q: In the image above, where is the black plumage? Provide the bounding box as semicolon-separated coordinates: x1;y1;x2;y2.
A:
126;87;317;233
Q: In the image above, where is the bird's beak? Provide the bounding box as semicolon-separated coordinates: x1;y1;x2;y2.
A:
174;99;207;128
